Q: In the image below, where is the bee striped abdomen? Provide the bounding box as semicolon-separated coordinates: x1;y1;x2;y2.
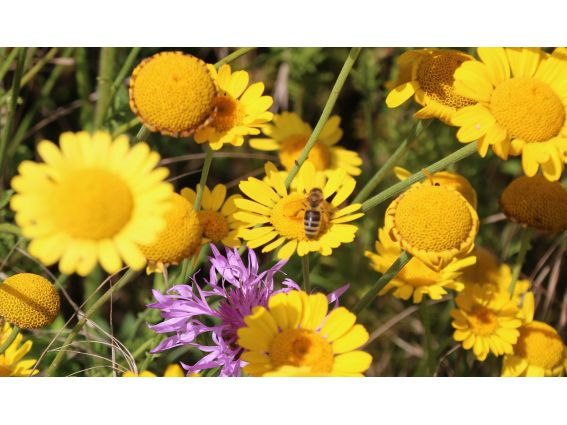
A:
304;209;322;239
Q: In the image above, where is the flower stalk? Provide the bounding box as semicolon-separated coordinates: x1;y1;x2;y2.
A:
284;47;362;188
0;325;20;355
353;251;412;314
93;47;116;130
508;227;532;296
361;141;478;212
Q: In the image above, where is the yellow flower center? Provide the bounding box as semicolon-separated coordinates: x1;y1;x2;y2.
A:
515;321;564;370
416;51;476;109
499;175;567;233
129;52;218;137
269;328;334;373
211;94;245;132
51;168;133;240
399;257;440;286
469;306;498;336
394;185;474;252
198;210;230;241
279;135;331;171
0;273;60;329
139;193;202;266
270;193;331;241
490;77;565;143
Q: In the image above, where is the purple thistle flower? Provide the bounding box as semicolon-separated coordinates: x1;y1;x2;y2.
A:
148;245;299;377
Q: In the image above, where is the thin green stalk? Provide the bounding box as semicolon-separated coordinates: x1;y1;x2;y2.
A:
112;117;141;138
20;47;58;87
44;269;138;376
0;223;21;236
420;301;435;376
109;47;141;99
353;120;430;204
0;325;20;355
353;251;412;314
0;48;21;82
509;227;532;296
75;47;93;128
134;125;152;142
179;146;214;282
0;48;25;189
284;47;362;188
361;141;478;212
302;254;311;292
214;47;255;70
93;47;116;130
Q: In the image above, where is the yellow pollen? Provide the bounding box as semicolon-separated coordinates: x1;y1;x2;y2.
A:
515;321;564;370
0;273;60;329
270;193;331;241
394;185;474;252
490;77;565;143
279;135;331;171
399;257;440;286
499;175;567;233
416;51;476;109
51;168;133;240
469;306;498;336
129;52;218;137
269;328;334;373
211;94;245;132
198;210;230;241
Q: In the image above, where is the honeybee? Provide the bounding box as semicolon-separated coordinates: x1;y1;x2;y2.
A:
304;188;325;240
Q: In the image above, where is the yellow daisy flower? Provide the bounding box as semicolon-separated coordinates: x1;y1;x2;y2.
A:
502;293;567;377
234;161;364;259
122;370;157;377
393;166;477;208
499;175;567;233
250;112;362;176
122;364;187;377
0;322;39;377
386;48;477;124
195;64;273;150
10;131;173;276
461;247;531;300
237;290;372;376
452;47;567;181
0;273;60;329
451;284;522;361
365;227;475;303
139;192;202;274
129;51;218;137
181;184;243;248
385;181;479;271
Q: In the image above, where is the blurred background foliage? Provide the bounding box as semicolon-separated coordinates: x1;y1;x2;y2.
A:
0;47;565;377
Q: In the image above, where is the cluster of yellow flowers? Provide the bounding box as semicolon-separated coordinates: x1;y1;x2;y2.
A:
3;47;567;377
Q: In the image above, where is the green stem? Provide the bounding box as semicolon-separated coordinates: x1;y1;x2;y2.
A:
179;146;214;282
0;223;22;236
93;47;115;130
353;251;412;314
0;48;25;189
44;269;138;376
112;117;141;138
361;141;478;212
509;227;532;296
20;47;59;87
353;119;430;204
421;301;435;376
302;254;311;293
0;325;20;355
109;47;141;99
284;47;362;188
75;47;93;128
214;48;256;70
134;125;152;142
0;48;21;82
